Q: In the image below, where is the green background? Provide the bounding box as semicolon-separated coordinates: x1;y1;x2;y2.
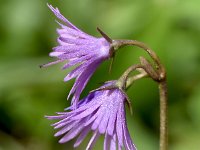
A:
0;0;200;149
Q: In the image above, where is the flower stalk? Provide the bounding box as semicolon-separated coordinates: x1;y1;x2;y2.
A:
126;68;148;88
159;80;168;150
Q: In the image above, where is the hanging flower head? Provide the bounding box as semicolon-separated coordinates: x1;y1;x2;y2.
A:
43;4;113;108
46;81;137;150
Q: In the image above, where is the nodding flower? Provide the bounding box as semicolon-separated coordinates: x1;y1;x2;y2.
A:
46;81;137;150
43;4;113;108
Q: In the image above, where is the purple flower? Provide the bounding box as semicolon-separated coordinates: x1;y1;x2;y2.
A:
46;81;137;150
44;4;111;108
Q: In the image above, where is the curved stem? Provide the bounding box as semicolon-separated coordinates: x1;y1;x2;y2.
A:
117;64;144;89
126;70;148;88
113;39;166;80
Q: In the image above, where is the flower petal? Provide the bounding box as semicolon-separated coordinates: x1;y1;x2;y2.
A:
62;55;91;70
86;131;100;150
71;103;100;120
84;108;101;127
54;120;79;137
70;59;102;107
74;125;91;147
121;105;137;150
110;134;117;150
98;108;110;134
91;106;105;130
104;132;111;150
64;57;96;83
116;103;124;147
47;4;81;31
59;119;86;143
106;93;120;136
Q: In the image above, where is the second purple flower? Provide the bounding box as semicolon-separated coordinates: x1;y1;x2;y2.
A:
46;81;136;150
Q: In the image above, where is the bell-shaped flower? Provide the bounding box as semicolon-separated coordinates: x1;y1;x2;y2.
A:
46;81;137;150
43;4;112;108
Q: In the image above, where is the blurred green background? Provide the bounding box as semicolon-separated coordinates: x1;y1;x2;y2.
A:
0;0;200;150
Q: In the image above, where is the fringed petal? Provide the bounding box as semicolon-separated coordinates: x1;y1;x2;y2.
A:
59;120;86;143
86;131;100;150
116;104;124;147
110;134;117;150
106;94;119;136
104;132;111;150
47;4;81;31
54;120;79;137
74;125;91;147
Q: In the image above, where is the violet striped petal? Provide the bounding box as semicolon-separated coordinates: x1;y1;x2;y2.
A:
74;125;91;148
59;120;85;143
55;20;94;39
110;134;117;150
71;103;100;120
98;108;110;134
91;103;106;130
62;55;91;70
84;108;100;127
116;104;124;147
54;120;78;137
106;94;120;136
47;4;80;31
104;132;111;150
86;131;100;150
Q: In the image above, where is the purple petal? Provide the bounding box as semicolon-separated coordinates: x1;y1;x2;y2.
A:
121;105;137;150
59;120;85;143
57;27;87;39
57;50;89;60
106;94;120;136
84;108;100;127
56;112;69;115
110;134;117;150
54;119;74;129
54;120;79;137
86;131;100;150
104;132;111;150
91;106;105;130
55;20;95;39
45;115;63;120
64;65;84;82
52;44;95;53
50;114;74;127
74;125;91;147
65;94;101;115
118;143;122;150
123;123;137;150
57;37;74;46
116;104;124;147
98;108;110;134
41;59;64;68
70;59;102;108
62;55;91;70
64;57;96;83
71;103;100;120
59;37;95;45
49;52;65;57
47;4;81;31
